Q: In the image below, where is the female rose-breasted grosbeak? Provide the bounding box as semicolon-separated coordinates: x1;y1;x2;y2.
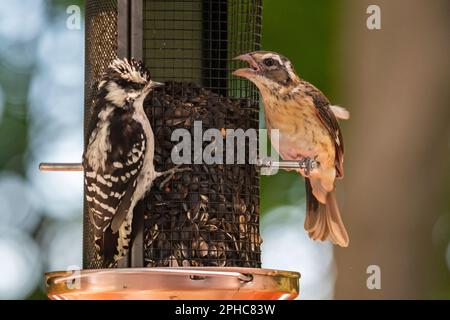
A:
234;51;350;247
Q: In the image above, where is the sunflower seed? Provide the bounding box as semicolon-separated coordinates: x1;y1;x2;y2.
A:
142;82;261;268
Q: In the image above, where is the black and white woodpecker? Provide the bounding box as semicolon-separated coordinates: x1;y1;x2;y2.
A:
83;58;186;267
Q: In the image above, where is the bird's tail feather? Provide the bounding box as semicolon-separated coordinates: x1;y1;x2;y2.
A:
304;178;349;247
95;225;118;268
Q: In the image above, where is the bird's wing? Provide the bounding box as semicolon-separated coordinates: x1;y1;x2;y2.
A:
302;81;345;178
83;109;146;257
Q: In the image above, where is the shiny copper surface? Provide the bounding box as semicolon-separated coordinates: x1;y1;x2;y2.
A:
45;267;300;300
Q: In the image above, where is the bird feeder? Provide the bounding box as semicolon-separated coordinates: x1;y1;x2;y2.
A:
43;0;299;300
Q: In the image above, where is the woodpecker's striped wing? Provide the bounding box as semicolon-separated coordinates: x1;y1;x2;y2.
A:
83;115;146;263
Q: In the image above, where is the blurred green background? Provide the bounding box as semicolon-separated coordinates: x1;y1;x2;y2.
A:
0;0;449;299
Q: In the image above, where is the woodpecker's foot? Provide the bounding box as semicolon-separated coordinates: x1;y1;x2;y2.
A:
299;157;319;177
158;165;192;189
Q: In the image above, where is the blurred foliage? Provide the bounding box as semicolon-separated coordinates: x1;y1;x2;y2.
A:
0;0;83;301
0;107;29;175
49;0;83;11
0;66;30;176
260;0;339;215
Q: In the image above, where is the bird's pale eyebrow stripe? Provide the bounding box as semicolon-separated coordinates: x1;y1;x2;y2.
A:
262;53;283;65
284;61;297;79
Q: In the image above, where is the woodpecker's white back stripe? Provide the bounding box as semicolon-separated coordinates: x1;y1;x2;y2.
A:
113;162;123;168
86;171;96;178
96;175;113;187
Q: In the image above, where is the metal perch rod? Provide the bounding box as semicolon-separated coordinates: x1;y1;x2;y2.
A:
39;160;304;172
39;163;84;172
256;158;305;169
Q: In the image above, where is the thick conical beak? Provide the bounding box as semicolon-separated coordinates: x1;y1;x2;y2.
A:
232;53;261;78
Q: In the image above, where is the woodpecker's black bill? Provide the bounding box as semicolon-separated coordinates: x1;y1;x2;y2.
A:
152;81;165;87
233;53;261;78
142;81;164;94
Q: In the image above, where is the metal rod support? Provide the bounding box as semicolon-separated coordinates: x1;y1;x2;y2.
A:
39;160;303;172
39;163;83;172
130;0;143;60
256;158;303;169
117;0;130;58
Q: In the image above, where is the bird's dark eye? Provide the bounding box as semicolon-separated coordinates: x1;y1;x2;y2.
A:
130;82;145;90
263;58;275;67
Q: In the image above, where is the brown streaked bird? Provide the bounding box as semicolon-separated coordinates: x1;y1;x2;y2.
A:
233;51;350;247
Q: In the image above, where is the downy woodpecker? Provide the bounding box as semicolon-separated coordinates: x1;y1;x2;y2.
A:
83;58;187;267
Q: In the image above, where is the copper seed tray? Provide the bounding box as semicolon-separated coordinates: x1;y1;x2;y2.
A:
45;267;300;300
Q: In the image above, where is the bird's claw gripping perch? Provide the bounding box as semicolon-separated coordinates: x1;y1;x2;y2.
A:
299;157;319;177
158;165;192;190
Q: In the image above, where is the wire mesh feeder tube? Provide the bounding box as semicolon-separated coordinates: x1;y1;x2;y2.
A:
143;82;261;268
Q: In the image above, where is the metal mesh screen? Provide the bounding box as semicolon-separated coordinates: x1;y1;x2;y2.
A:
83;0;262;269
143;0;262;268
144;82;261;267
83;0;118;269
143;1;203;83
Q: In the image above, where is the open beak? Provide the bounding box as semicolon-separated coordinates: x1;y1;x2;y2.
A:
232;53;261;78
